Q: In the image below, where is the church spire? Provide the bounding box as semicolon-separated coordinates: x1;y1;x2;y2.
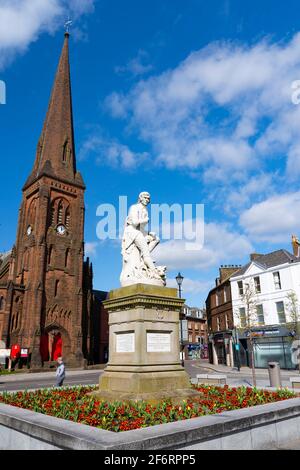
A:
24;33;84;189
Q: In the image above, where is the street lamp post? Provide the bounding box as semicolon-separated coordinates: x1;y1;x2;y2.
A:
176;272;184;367
233;326;241;372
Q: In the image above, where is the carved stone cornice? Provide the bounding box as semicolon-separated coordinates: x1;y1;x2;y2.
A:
103;293;184;312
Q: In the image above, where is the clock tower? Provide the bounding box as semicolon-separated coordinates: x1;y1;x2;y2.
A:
1;33;91;367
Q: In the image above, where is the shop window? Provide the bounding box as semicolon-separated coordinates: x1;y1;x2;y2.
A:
276;301;286;324
273;272;281;290
256;304;265;325
254;276;261;293
238;281;243;296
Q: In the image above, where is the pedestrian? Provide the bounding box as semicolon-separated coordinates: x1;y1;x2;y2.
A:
55;356;65;387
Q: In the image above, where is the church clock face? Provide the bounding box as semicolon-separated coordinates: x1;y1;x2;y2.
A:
26;225;32;236
56;224;66;235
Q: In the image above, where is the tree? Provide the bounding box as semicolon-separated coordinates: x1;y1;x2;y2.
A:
286;291;300;373
286;291;300;332
234;280;258;387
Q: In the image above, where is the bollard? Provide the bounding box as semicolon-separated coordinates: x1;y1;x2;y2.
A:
268;362;282;388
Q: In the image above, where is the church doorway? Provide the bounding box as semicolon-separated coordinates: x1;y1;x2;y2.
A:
40;326;70;364
50;331;62;360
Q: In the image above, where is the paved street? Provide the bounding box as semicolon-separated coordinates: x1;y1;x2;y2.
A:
185;359;298;389
0;359;298;391
0;369;104;392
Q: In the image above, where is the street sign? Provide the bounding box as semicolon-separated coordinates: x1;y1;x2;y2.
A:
21;348;29;357
0;349;11;365
0;349;11;357
235;344;240;351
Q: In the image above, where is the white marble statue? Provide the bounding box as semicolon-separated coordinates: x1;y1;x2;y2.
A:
120;192;166;287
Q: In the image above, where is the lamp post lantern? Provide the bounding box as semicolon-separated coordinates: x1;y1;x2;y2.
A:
176;272;184;299
176;272;184;367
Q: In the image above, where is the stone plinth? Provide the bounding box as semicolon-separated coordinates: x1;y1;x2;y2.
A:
95;284;195;403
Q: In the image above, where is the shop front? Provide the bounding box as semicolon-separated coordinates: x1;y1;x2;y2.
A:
209;332;234;366
187;343;201;359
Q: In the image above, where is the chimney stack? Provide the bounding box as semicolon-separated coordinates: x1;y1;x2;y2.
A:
292;235;300;257
250;253;262;261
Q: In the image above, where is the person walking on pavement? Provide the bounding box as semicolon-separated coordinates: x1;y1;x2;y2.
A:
55;356;65;387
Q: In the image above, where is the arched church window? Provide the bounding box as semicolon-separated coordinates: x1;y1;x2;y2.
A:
50;198;69;229
15;311;19;330
58;200;63;224
28;198;37;226
65;207;70;229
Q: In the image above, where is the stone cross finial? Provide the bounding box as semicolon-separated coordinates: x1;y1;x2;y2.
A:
64;18;72;34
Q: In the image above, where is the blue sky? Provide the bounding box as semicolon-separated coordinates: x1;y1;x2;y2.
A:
1;0;300;307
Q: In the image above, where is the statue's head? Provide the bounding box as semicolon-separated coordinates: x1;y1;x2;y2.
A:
138;191;151;206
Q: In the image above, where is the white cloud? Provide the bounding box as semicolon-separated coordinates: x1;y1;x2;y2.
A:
85;241;99;256
78;135;150;169
105;32;300;191
0;0;95;70
115;50;153;77
167;277;212;296
221;172;277;213
155;222;253;270
240;191;300;242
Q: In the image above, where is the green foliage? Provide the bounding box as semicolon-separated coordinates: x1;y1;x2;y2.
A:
0;384;297;432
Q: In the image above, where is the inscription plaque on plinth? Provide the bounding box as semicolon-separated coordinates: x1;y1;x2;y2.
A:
147;332;171;352
96;284;193;402
116;332;135;353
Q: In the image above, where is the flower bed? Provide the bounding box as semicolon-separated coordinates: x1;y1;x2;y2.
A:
0;385;296;432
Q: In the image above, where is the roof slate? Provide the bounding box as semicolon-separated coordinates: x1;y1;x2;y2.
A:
232;249;299;277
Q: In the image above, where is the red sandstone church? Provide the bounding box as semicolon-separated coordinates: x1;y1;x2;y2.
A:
0;33;108;368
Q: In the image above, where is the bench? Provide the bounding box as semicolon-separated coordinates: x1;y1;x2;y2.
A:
290;377;300;390
195;373;227;385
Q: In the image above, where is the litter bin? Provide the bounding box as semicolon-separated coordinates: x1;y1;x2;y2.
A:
268;362;281;388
